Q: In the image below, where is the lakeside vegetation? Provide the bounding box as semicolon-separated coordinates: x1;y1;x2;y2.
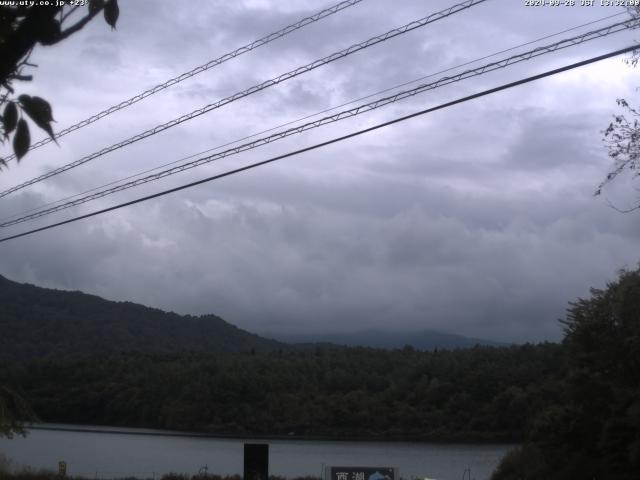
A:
0;466;318;480
1;267;639;479
491;267;640;480
2;343;562;442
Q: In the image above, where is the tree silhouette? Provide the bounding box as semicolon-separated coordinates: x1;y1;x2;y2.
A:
0;386;34;439
0;0;119;165
492;266;640;479
599;6;640;209
0;1;118;438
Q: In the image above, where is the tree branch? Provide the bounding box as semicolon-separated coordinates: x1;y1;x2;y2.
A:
0;6;62;85
8;74;32;81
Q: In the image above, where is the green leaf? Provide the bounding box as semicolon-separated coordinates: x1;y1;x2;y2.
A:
13;119;30;162
89;0;104;15
38;18;61;46
19;95;54;123
18;95;56;142
3;102;17;136
104;0;119;29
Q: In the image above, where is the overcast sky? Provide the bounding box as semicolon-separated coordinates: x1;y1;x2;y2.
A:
1;0;639;343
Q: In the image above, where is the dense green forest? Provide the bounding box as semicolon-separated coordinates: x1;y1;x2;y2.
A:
2;344;562;442
492;267;640;480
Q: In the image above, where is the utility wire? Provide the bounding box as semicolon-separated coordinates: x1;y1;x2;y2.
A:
0;44;636;244
1;17;637;228
0;10;625;225
1;0;364;163
0;0;488;199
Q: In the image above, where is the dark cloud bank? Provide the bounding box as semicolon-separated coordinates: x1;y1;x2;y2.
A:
0;0;639;343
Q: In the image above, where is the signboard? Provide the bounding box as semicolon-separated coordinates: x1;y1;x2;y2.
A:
327;466;396;480
244;443;268;480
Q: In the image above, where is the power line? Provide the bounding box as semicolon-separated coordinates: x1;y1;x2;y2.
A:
3;16;635;226
1;0;364;163
0;10;625;225
0;0;488;199
0;44;636;244
2;17;637;228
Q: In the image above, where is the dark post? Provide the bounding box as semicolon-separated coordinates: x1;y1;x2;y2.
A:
244;443;269;480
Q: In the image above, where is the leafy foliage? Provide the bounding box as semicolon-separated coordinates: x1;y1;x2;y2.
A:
1;343;564;442
18;95;55;142
104;0;119;30
0;2;119;165
599;7;640;206
2;101;17;134
600;99;640;205
492;266;640;480
0;385;35;439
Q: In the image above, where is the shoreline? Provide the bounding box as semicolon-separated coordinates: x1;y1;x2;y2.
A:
25;423;519;445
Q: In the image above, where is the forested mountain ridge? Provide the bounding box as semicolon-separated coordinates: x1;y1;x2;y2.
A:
0;274;283;360
0;274;503;360
0;274;565;442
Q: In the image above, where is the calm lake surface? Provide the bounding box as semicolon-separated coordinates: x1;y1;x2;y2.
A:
0;424;514;480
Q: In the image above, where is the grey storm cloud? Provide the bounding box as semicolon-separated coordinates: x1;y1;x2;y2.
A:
1;0;639;343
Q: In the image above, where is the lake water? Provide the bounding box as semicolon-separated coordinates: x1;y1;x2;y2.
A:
0;425;514;480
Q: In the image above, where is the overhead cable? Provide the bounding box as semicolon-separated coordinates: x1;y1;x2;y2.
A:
0;0;489;199
0;10;625;224
0;45;636;244
1;0;364;163
1;18;637;228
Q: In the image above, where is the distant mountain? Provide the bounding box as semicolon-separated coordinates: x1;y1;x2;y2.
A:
0;275;283;361
270;328;505;350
